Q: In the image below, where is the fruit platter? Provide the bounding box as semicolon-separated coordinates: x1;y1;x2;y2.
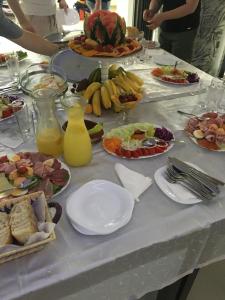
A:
0;51;27;66
185;112;225;151
103;123;174;159
151;66;200;85
0;152;70;201
68;10;142;58
71;65;144;117
0;95;24;121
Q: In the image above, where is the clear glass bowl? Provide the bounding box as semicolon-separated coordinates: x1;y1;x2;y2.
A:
20;63;68;96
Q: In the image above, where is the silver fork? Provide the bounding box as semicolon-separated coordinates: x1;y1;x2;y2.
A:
167;166;215;197
168;165;219;196
165;167;213;201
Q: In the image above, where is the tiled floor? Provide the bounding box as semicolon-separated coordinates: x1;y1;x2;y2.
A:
187;260;225;300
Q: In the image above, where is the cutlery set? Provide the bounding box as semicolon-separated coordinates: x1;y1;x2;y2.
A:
165;157;224;202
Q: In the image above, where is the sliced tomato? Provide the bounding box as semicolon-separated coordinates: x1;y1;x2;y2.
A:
123;150;132;158
115;148;123;156
154;146;165;154
146;147;156;155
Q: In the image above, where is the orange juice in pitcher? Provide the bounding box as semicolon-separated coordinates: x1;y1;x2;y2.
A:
33;88;63;157
63;103;92;166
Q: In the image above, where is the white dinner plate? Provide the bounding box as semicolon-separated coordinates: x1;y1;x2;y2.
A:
153;55;181;66
51;49;98;82
70;220;106;235
154;164;203;204
151;74;198;86
66;179;135;235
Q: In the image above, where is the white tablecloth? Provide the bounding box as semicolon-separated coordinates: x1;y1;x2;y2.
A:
0;38;225;300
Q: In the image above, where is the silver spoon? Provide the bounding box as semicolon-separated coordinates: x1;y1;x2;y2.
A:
177;110;208;121
142;137;185;147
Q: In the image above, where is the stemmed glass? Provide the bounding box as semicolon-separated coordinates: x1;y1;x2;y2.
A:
118;101;138;125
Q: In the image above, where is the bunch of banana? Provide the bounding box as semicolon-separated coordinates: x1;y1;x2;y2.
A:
82;65;144;117
88;67;101;83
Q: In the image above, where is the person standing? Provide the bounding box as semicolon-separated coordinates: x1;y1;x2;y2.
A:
19;0;69;37
87;0;111;12
143;0;201;62
0;0;60;56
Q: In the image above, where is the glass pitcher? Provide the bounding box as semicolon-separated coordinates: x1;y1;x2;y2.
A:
63;97;92;167
33;88;63;157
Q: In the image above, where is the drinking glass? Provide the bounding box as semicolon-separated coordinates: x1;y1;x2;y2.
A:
118;101;137;125
6;52;20;83
13;103;35;142
205;77;224;112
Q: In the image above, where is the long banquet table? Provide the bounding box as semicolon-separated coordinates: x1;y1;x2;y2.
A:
0;38;225;300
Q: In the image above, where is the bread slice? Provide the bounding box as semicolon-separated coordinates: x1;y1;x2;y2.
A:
10;201;38;245
0;212;12;247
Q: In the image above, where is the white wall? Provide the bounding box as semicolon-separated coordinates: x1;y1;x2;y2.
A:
116;0;134;26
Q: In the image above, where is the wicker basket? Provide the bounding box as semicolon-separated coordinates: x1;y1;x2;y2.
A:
0;191;56;264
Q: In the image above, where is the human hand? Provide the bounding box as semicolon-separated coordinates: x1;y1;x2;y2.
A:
146;13;165;30
143;9;155;22
59;0;68;13
20;20;36;33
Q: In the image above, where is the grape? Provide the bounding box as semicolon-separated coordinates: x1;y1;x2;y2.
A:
186;72;199;83
154;127;174;141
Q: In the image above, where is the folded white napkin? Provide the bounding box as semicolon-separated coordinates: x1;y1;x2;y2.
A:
115;163;152;202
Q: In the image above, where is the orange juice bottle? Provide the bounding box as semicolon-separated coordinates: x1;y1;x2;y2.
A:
63;103;92;166
33;88;63;157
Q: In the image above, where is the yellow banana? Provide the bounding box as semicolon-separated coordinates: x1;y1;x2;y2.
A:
92;89;101;117
100;86;111;109
123;74;142;93
83;82;101;101
111;94;122;107
113;75;133;93
109;80;119;97
104;80;114;96
126;71;144;86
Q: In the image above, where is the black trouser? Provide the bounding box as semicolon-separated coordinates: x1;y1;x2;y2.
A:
159;29;198;63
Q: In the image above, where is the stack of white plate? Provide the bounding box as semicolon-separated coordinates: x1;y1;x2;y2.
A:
66;180;135;235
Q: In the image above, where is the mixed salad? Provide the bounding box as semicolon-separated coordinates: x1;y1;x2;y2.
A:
151;66;199;84
103;123;174;159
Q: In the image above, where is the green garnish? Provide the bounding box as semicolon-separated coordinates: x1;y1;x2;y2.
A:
88;123;103;135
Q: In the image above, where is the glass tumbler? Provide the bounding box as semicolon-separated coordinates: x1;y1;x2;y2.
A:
6;52;20;83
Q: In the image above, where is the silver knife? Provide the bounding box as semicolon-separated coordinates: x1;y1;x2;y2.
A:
168;157;225;186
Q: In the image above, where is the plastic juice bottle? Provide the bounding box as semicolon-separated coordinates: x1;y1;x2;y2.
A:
63;103;92;166
36;128;63;157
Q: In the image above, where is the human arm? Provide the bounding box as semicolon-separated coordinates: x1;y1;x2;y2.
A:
58;0;69;13
143;0;163;22
7;0;35;32
147;0;200;30
94;0;101;11
11;30;59;56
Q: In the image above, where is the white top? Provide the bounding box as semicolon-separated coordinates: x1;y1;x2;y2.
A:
20;0;56;16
